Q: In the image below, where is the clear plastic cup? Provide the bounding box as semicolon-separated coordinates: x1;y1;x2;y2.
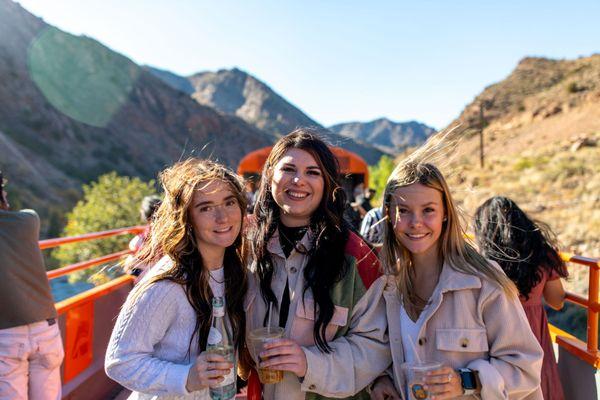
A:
248;326;285;384
402;361;443;399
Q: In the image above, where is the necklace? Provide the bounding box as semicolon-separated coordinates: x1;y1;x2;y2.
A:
278;224;308;257
209;268;225;284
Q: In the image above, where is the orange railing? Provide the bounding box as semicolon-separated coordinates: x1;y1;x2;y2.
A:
552;253;600;368
42;225;145;280
42;225;145;392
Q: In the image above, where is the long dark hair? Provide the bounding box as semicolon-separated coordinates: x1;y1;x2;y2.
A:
250;128;349;352
135;158;248;356
473;196;568;299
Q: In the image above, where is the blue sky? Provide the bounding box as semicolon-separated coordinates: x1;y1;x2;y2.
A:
17;0;600;129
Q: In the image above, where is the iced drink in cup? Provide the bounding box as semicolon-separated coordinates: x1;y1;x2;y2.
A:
249;326;285;384
402;361;443;399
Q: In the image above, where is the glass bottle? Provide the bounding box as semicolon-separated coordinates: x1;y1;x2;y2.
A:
207;296;236;400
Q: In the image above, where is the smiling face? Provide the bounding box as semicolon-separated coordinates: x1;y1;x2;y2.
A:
188;179;242;268
271;148;325;227
390;183;446;266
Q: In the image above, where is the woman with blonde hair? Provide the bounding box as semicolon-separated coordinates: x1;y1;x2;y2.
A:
106;158;248;399
371;161;543;400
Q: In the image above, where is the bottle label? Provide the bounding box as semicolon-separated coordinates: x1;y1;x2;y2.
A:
207;327;222;345
221;367;235;386
213;306;225;318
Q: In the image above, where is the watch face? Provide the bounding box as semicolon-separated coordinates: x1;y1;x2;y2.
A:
460;370;477;390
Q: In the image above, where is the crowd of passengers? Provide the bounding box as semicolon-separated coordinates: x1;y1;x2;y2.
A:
0;127;568;400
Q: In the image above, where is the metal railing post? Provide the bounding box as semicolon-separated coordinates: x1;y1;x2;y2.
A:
588;266;599;353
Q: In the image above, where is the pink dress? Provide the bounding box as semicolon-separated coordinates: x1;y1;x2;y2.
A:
520;269;565;400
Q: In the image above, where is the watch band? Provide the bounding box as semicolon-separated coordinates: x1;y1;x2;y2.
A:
458;368;480;396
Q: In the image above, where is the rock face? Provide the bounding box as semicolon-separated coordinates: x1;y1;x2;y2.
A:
452;55;600;130
188;68;318;135
329;118;436;154
149;67;389;164
0;0;274;235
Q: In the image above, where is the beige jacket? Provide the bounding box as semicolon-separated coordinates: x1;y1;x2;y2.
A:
383;262;543;399
245;229;391;400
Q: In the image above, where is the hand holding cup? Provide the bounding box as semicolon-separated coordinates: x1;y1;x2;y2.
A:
422;365;462;399
259;338;308;378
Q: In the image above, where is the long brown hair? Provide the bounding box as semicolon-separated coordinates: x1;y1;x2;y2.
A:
250;128;349;352
134;158;248;356
381;162;516;308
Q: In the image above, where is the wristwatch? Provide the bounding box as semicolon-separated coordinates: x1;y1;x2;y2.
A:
457;368;480;396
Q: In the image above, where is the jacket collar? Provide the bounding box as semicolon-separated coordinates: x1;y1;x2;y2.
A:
266;226;313;258
382;259;481;300
436;260;482;293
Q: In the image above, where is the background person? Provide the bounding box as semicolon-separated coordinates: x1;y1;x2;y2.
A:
359;206;384;246
474;196;568;400
124;194;162;282
105;159;248;399
0;170;64;400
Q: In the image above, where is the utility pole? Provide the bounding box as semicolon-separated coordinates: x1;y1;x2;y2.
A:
479;101;485;168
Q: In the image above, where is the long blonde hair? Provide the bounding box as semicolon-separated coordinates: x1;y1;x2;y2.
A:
380;161;516;307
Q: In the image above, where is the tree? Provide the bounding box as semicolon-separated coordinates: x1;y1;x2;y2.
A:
52;172;157;284
368;155;396;203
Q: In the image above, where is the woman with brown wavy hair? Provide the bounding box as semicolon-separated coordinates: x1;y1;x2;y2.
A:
105;158;248;399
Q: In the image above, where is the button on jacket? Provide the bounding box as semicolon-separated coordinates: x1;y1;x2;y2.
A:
245;230;390;400
383;262;543;399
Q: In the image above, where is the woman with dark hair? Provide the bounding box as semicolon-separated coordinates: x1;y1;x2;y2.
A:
474;196;568;400
245;128;390;399
105;158;248;399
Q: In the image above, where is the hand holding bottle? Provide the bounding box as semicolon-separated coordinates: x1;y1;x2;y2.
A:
186;351;234;392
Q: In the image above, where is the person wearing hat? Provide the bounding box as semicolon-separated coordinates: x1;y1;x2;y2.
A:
0;170;64;399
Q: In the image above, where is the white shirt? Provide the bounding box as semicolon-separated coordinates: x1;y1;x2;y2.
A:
400;304;426;364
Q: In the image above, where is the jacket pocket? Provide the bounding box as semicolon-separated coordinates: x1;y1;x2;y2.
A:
291;298;349;347
435;328;489;352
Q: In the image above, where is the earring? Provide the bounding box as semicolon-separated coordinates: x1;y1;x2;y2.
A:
443;217;448;222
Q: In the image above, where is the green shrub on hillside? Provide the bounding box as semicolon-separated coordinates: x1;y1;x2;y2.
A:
513;155;549;171
566;81;586;94
52;172;157;285
368;155;396;202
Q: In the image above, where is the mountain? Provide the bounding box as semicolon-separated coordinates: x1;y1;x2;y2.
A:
0;0;274;235
436;54;600;266
144;66;194;95
147;66;389;164
452;55;600;132
329;118;436;154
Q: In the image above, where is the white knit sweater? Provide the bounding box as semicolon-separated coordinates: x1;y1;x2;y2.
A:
105;260;226;399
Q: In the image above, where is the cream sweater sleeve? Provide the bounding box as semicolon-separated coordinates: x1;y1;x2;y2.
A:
105;281;201;397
